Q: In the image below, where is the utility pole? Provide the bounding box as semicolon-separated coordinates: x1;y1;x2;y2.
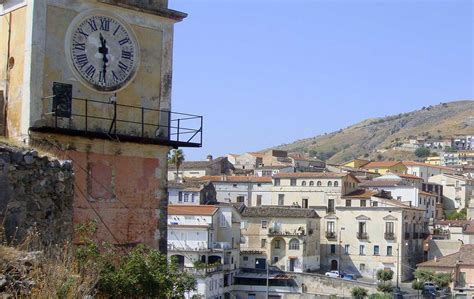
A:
266;259;269;299
396;242;400;291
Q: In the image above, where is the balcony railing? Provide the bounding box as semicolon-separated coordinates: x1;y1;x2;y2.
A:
325;231;337;239
405;232;411;239
184;265;223;275
268;229;305;237
413;232;419;239
384;232;396;240
34;86;203;148
357;232;368;240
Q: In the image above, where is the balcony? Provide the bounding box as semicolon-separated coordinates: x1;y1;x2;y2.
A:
210;242;232;250
33;86;203;148
413;232;419;239
405;232;411;239
356;232;368;240
268;228;305;237
325;231;337;239
384;232;396;240
184;264;223;276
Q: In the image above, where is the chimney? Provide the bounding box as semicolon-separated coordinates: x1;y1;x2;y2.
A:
434;256;438;262
207;155;213;161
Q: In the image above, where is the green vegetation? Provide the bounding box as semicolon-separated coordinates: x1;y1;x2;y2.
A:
376;282;393;293
168;149;185;178
351;286;368;298
446;208;467;220
368;294;392;299
415;147;431;158
376;269;394;282
412;269;453;291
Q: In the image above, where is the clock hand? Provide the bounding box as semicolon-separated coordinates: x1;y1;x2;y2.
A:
99;33;109;77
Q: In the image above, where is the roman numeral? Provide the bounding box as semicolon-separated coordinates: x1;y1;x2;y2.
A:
121;50;132;60
73;42;86;51
75;54;88;68
77;27;89;38
113;25;121;36
84;65;96;78
118;37;130;46
112;71;119;82
99;71;106;84
87;19;98;32
118;61;129;72
100;18;110;31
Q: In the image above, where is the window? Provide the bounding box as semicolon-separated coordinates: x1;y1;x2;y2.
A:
360;200;366;207
334;181;339;187
302;198;308;209
309;181;314;186
184;194;189;202
330;244;336;254
248;294;256;299
191;193;196;203
301;181;307;186
358;222;366;234
290;179;297;186
257;183;262;187
419;197;421;205
289;239;300;250
327;221;335;233
241;221;248;229
397;196;402;201
328;198;335;213
274;240;281;249
328;181;333;187
372;201;378;207
387;246;393;256
344;244;349;254
459;272;466;288
261;239;267;248
345;200;351;207
359;245;365;255
219;214;227;227
237;196;245;203
317;181;322;186
256;195;262;206
278;194;285;206
273;256;279;263
261;220;268;229
178;192;183;202
233;184;237;187
386;222;394;234
360;263;366;271
243;256;249;261
274;178;280;186
374;245;380;255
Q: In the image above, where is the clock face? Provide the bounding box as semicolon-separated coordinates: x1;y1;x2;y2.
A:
66;11;140;92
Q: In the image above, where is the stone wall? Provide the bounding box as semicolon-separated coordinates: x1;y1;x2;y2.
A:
0;144;74;246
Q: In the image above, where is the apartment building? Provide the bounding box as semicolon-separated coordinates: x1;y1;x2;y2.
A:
168;156;234;180
168;180;216;205
240;206;321;272
188;176;273;206
428;173;474;213
167;204;241;299
234;152;264;170
361;161;408;175
427;220;474;261
459;150;474;165
402;161;455;182
331;190;425;281
441;152;460;166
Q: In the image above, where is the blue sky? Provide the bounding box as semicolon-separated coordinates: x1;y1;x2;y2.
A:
170;0;473;160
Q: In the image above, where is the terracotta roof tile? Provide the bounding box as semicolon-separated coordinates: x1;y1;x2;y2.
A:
168;205;218;216
274;172;359;182
419;191;435;197
186;176;272;183
397;173;424;181
402;161;456;172
417;244;474;268
363;161;405;168
241;206;319;218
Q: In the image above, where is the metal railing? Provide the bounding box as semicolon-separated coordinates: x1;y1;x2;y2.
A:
325;231;337;239
37;95;203;147
356;232;368;239
384;232;396;240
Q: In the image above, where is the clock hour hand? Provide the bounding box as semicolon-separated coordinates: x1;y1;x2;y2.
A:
98;33;109;76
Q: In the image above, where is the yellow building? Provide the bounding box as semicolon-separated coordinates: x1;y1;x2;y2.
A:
343;159;370;169
362;161;407;175
425;156;441;165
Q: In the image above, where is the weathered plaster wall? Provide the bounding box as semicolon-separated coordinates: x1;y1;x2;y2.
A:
0;144;74;246
31;133;169;251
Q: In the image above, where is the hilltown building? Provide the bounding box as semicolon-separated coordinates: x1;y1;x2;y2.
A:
0;0;201;251
428;173;474;213
168;156;233;180
168;180;217;205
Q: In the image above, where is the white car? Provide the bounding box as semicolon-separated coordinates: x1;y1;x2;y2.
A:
325;270;340;278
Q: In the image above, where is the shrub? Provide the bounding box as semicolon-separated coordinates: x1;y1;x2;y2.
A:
376;282;393;293
412;280;424;290
369;294;392;299
351;286;368;298
415;147;431;158
376;269;394;282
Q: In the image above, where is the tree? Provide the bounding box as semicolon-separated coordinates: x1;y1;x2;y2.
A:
351;287;368;298
415;147;431;158
376;282;393;293
433;273;452;288
169;149;185;180
376;269;394;282
446;208;467;220
369;293;392;299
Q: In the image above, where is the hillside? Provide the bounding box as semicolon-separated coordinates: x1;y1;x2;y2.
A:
273;100;474;164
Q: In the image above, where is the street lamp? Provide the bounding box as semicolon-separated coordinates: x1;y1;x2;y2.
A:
339;227;345;274
255;259;269;299
396;241;409;292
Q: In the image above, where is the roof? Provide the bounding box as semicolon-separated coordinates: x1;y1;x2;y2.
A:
187;175;272;183
169;156;226;170
168;205;218;216
289;154;323;162
402;161;455;172
363;161;405;168
344;159;370;166
419;190;435;197
434;220;474;227
167;180;209;189
273;172;360;182
248;152;264;158
343;189;393;199
397;173;423;181
358;180;401;187
417;244;474;268
241;206;320;218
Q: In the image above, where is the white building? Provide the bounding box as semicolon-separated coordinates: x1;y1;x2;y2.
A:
402;161;455;182
167;180;216;205
167;204;241;299
428;173;474;213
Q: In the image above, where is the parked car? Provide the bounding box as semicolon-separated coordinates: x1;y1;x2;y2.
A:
342;274;356;281
325;270;341;278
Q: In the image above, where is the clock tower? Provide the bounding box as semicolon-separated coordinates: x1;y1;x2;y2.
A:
0;0;202;252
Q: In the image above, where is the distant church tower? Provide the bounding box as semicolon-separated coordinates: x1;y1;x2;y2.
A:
0;0;202;252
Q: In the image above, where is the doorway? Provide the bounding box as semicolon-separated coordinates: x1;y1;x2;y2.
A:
330;259;338;271
289;258;296;271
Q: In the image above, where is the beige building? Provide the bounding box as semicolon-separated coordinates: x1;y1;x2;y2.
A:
428;173;474;213
240;206;321;273
402;161;455;183
332;190;425;281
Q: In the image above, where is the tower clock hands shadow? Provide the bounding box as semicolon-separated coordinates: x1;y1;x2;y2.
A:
99;33;109;77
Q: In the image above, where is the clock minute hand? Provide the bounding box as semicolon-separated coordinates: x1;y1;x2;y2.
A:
99;33;109;76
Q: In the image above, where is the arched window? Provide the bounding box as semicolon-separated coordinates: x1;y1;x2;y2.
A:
317;181;322;186
289;239;300;250
328;181;333;187
334;181;339;187
309;181;314;186
302;181;307;186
